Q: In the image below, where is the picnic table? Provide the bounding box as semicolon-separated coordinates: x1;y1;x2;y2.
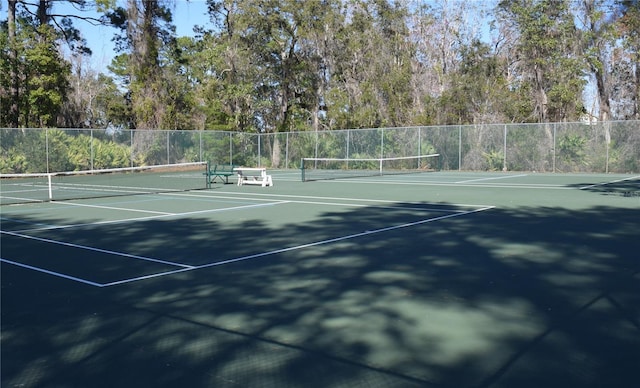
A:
235;167;273;187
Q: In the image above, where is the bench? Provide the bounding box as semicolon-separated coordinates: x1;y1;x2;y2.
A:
205;164;236;187
235;167;273;187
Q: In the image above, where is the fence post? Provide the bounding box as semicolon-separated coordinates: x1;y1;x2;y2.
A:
552;123;557;172
90;129;94;170
503;124;507;171
458;125;462;171
346;129;350;159
315;130;319;159
257;134;261;167
130;130;133;168
418;127;421;159
46;128;50;173
605;121;611;174
285;132;289;169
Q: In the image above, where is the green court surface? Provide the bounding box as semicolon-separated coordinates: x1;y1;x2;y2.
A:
1;171;639;387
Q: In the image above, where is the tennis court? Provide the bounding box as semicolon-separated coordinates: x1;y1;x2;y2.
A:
2;168;639;387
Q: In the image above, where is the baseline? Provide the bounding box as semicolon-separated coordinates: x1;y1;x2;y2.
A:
1;230;195;268
0;258;104;287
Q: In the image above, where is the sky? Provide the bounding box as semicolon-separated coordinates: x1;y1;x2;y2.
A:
66;0;211;72
52;0;212;72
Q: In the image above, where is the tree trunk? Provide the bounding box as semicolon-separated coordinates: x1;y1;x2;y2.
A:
534;64;548;122
37;0;51;26
7;0;19;127
594;65;611;121
127;0;162;129
635;59;640;119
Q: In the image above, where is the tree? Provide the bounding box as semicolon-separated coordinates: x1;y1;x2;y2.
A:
24;24;72;127
613;0;640;119
497;0;587;122
325;0;415;129
577;0;615;121
107;0;176;129
5;0;19;127
0;3;71;127
201;0;341;133
1;0;111;128
197;0;262;131
438;39;526;124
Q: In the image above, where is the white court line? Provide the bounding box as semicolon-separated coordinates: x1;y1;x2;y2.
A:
270;199;468;213
579;175;640;190
1;184;49;194
3;204;494;287
0;195;43;203
455;174;529;183
176;192;467;212
14;201;289;233
1;230;195;268
100;205;495;287
52;201;174;215
192;191;492;209
317;178;572;190
0;258;104;287
0;216;56;229
101;267;198;287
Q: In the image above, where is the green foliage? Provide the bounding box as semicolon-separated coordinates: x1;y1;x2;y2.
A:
0;26;12;126
64;134;131;170
2;0;636;130
0;149;28;174
45;129;73;171
558;133;587;163
1;21;71;127
498;0;588;122
95;73;132;128
0;129;132;173
483;150;505;171
66;134;93;170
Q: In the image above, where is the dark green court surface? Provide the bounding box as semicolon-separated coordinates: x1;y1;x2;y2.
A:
2;171;639;387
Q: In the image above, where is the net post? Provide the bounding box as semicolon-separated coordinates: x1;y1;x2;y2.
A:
301;158;305;182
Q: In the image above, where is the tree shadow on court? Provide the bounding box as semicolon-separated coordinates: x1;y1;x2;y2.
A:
2;202;639;388
568;178;640;197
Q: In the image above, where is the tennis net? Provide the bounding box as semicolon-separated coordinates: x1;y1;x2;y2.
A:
301;154;439;182
0;162;208;205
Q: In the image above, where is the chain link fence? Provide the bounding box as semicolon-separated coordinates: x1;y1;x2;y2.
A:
2;121;638;174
